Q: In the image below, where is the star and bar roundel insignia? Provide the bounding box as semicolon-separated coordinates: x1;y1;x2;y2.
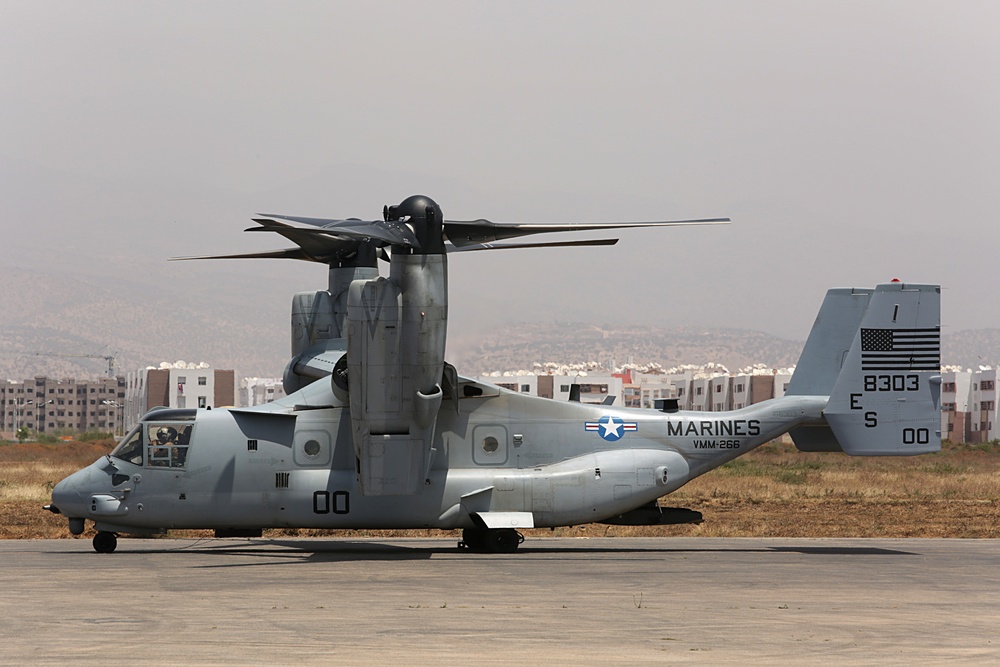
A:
585;415;638;442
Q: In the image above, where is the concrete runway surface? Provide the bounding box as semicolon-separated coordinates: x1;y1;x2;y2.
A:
0;537;997;665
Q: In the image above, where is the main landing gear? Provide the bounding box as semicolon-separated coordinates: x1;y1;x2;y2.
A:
93;531;117;554
459;528;524;554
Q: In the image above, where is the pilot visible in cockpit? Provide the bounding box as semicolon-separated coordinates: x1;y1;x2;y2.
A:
149;426;177;467
170;426;191;468
156;426;177;444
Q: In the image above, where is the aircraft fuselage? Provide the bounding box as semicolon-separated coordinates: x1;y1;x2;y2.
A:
51;380;826;536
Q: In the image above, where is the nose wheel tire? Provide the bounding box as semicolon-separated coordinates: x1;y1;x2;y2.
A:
93;531;117;554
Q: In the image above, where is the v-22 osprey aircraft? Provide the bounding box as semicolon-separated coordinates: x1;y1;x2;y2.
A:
46;196;942;553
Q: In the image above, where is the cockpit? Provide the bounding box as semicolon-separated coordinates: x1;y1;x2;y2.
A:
110;408;197;469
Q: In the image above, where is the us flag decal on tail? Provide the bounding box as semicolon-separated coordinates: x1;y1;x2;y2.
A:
860;327;940;371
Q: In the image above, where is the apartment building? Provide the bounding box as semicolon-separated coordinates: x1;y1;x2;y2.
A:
481;372;624;405
968;368;997;443
240;377;287;407
1;376;126;436
124;362;236;431
477;365;792;413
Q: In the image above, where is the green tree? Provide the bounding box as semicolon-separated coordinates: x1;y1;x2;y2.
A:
16;426;29;443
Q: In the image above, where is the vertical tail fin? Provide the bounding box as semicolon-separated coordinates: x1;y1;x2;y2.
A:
786;288;874;397
824;282;942;455
786;287;874;452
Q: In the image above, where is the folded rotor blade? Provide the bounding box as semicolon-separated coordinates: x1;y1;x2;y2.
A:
242;227;364;261
443;217;730;247
255;214;376;228
183;206;729;266
169;249;318;262
446;238;620;253
253;216;419;248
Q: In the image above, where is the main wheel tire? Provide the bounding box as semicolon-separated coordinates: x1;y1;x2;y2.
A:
461;528;488;552
486;528;522;554
93;531;117;554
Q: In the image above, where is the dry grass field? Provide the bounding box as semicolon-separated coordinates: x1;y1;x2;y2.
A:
2;438;998;541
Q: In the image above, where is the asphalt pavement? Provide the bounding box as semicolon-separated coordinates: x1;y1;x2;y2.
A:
1;537;997;665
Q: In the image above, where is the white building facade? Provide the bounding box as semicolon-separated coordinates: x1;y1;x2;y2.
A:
240;377;287;407
476;365;796;415
938;367;998;444
124;362;236;431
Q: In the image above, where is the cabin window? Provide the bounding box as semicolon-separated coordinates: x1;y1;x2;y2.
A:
472;425;509;466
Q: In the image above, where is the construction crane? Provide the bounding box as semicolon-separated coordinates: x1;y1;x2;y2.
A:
33;351;117;378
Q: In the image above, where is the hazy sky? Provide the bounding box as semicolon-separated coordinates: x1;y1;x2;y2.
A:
3;1;998;343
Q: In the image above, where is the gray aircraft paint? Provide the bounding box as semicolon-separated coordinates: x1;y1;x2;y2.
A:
46;197;941;552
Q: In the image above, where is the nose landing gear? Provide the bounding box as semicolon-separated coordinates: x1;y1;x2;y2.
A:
93;531;117;554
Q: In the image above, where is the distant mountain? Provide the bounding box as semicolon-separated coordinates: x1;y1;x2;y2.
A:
941;329;1000;370
2;157;996;381
0;267;293;380
3;283;997;382
449;324;1000;377
1;310;806;381
447;322;803;375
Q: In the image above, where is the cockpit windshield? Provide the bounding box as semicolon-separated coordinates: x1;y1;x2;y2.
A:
109;420;194;469
111;426;143;465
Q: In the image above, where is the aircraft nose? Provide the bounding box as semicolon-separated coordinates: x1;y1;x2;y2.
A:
51;470;87;516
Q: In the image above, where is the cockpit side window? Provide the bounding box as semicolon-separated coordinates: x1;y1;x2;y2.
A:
146;422;193;468
110;426;143;465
